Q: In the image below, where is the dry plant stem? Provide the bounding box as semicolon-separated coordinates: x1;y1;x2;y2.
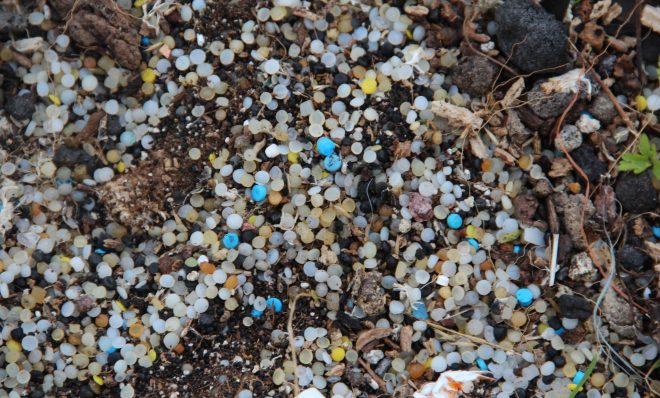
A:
287;293;313;396
358;358;388;392
589;71;637;133
428;322;521;356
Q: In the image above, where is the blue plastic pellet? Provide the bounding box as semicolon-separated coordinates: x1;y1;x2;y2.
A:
555;327;565;335
476;358;488;371
222;232;239;249
515;287;534;307
573;370;585;385
447;213;463;229
316;137;336;156
266;297;283;313
411;301;428;320
251;308;263;318
323;153;342;172
513;245;521;254
141;37;151;46
251;184;267;202
653;226;660;238
467;238;479;250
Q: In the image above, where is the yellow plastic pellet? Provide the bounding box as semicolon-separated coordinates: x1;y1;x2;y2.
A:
60;256;70;263
141;68;156;83
92;375;104;385
360;79;377;95
635;95;647;112
287;152;299;163
117;161;125;173
7;340;21;352
149;349;157;361
115;300;126;312
48;95;61;105
331;347;345;362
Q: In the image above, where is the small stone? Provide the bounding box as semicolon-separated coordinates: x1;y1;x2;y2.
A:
513;191;538;224
589;93;617;124
575;114;600;133
5;93;35;120
616;245;649;272
495;0;569;73
557;294;592;320
527;81;575;119
571;145;607;182
408;193;434;222
351;269;386;316
615;171;658;214
602;288;641;338
554;125;582;152
568;252;597;281
507;110;532;146
450;56;497;97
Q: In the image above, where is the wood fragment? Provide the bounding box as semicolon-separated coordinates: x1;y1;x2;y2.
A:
400;325;413;352
546;196;559;235
292;7;322;20
494;147;517;165
73;111;106;146
358;358;388;392
500;77;525;109
356;328;392;352
430;101;483;130
404;4;429;17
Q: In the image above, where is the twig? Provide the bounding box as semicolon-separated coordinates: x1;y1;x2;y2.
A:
358;358;388;392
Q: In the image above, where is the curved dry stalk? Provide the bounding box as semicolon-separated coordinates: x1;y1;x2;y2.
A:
287;292;313;396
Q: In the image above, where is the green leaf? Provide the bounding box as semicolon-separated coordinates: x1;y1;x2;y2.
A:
639;134;652;159
653;159;660;180
620;153;652;174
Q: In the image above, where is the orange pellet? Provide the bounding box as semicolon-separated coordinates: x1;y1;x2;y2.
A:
83;57;97;69
129;323;145;338
568;182;581;194
268;191;283;205
518;155;533;170
95;314;108;328
480;260;495;271
199;262;216;274
225;275;239;289
408;362;426;379
481;159;492;172
174;343;185;354
31;202;42;216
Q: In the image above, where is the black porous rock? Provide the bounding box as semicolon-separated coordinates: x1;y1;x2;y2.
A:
495;0;569;73
615;171;658;214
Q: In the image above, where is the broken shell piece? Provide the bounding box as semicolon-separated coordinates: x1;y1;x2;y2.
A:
12;37;44;53
414;370;490;398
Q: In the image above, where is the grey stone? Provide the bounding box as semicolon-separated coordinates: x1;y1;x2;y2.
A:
554;124;582;152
